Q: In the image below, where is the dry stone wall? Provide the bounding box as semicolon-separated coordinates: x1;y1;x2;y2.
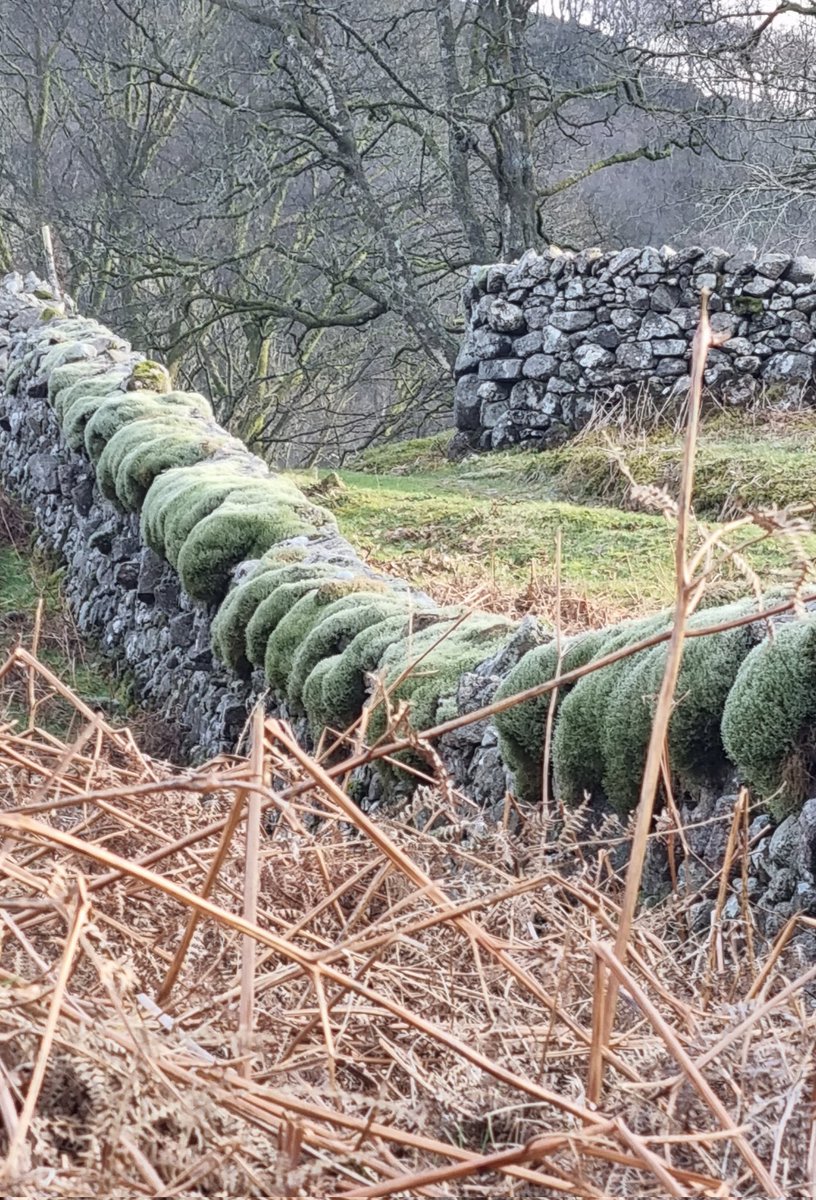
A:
0;268;815;943
0;272;523;796
454;244;816;451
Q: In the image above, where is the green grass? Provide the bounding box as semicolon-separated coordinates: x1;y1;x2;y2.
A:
298;411;816;624
291;468;810;624
350;411;816;517
0;534;132;739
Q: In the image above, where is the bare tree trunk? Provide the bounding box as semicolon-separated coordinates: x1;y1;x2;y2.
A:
477;0;539;259
435;0;490;262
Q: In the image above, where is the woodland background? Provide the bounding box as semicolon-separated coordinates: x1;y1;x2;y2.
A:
2;0;814;462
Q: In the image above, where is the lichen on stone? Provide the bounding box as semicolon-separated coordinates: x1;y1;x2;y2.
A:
126;360;172;393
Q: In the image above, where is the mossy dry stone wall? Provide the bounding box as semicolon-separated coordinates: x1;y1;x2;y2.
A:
455;244;816;452
0;271;520;791
1;269;816;939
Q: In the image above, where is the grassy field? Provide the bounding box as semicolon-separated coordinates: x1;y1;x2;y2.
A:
293;411;816;631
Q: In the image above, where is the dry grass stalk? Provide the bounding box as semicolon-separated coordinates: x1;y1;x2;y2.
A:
239;706;266;1076
0;645;812;1197
589;291;730;1102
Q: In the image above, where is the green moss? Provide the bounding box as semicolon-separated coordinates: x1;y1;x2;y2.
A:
288;593;408;710
263;591;325;692
56;371;127;422
4;361;24;395
176;501;322;604
303;611;417;733
60;383;133;449
722;618;816;817
368;613;514;745
669;599;760;779
127;360;172;393
163;476;305;567
598;599;760;814
96;415;218;503
140;459;267;557
551;613;670;809
301;657;338;730
211;561;339;673
83;391;213;462
494;630;609;804
115;431;231;511
352;432;453;474
39;305;63;321
600;649;666;815
733;295;764;316
243;572;370;670
264;580;402;698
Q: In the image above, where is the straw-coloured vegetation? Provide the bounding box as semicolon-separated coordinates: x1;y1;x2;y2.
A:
0;645;813;1198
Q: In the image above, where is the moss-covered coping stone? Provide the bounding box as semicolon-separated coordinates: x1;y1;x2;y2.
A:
1;271;815;824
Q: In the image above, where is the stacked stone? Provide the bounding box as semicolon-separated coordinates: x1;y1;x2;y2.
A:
454;244;816;452
2;269;816;941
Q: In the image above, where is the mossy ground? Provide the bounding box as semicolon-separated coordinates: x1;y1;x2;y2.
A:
351;410;816;518
0;495;133;742
293;410;816;632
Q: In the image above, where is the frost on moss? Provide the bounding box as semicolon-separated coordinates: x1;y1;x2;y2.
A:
551;614;670;809
303;612;416;734
55;371;127;422
176;501;327;605
47;361;108;404
211;560;339;673
39;333;115;375
162;477;306;567
288;592;407;710
115;432;232;511
83;391;213;462
59;380;132;448
367;613;514;747
96;415;227;507
140;458;270;557
722;617;816;818
494;629;609;804
4;361;25;395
